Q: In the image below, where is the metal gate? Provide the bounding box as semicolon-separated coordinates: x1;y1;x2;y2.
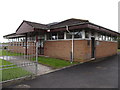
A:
0;36;38;83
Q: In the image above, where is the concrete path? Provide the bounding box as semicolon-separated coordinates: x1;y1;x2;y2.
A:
0;56;53;75
8;53;119;88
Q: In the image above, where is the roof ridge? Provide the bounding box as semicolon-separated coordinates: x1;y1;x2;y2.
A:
23;20;47;26
68;18;89;21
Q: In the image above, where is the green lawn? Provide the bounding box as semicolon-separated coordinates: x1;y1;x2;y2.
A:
32;56;79;69
0;50;23;56
0;59;31;81
118;49;120;52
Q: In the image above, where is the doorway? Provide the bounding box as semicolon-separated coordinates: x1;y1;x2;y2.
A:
38;39;44;55
91;37;95;58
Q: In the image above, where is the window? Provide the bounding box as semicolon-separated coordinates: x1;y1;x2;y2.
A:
58;32;64;39
91;32;94;36
103;35;105;40
66;32;72;39
101;35;103;40
108;36;111;41
51;33;57;40
106;35;108;41
85;31;89;38
47;33;52;40
104;35;106;41
113;36;117;41
98;34;102;40
74;31;82;38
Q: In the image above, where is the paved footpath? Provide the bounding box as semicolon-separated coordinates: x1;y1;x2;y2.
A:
7;52;119;88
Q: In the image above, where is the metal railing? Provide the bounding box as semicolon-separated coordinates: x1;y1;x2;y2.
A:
0;40;38;83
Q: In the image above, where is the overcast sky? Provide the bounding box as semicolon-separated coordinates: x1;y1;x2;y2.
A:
0;0;119;42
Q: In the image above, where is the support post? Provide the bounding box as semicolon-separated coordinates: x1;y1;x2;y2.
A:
64;32;66;39
25;34;27;55
44;34;47;40
35;35;38;75
82;30;85;39
95;32;98;40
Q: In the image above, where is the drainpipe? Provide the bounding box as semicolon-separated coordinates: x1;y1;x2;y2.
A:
66;25;74;63
71;34;74;63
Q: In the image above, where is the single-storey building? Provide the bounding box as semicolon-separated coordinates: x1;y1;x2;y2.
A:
3;18;120;62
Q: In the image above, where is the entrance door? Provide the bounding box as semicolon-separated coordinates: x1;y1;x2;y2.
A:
38;39;44;55
91;37;95;58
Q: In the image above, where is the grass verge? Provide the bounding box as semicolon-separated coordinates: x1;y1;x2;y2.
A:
0;50;79;69
0;59;31;82
118;49;120;52
0;50;23;56
32;56;79;69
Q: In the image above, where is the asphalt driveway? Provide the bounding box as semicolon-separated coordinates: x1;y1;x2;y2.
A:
8;53;119;88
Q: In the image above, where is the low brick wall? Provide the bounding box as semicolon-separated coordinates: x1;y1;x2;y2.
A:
8;42;36;55
44;40;91;62
44;40;72;61
44;40;118;62
8;40;118;62
95;41;118;58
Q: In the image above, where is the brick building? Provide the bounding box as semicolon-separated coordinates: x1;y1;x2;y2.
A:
3;18;120;62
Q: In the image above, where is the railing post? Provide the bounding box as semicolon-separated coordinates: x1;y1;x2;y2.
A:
2;43;4;60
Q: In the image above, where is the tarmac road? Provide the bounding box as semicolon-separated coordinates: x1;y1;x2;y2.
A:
8;53;119;88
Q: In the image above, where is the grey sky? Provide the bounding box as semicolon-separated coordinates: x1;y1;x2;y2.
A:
0;0;119;42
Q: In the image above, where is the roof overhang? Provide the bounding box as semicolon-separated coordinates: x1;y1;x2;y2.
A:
3;33;26;39
49;22;120;36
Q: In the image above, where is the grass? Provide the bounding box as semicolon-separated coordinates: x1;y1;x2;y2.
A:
0;50;79;69
118;49;120;52
0;50;23;56
32;56;79;69
0;59;31;81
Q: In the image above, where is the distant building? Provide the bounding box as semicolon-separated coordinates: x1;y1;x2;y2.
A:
3;18;120;62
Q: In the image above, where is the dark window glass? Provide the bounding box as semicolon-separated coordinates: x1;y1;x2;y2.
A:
85;31;89;38
113;36;117;41
91;32;94;36
51;33;57;40
47;33;52;40
58;32;64;39
99;34;102;40
66;33;72;39
74;31;82;38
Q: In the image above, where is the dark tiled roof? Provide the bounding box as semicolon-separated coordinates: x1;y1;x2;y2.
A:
24;18;89;30
49;18;89;29
24;20;48;30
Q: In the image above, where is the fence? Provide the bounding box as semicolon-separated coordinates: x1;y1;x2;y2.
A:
0;38;38;83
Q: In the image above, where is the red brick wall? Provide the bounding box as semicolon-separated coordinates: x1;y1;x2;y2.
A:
8;42;36;55
95;41;118;58
74;40;91;62
44;40;118;62
44;40;91;62
8;40;118;62
44;40;72;60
